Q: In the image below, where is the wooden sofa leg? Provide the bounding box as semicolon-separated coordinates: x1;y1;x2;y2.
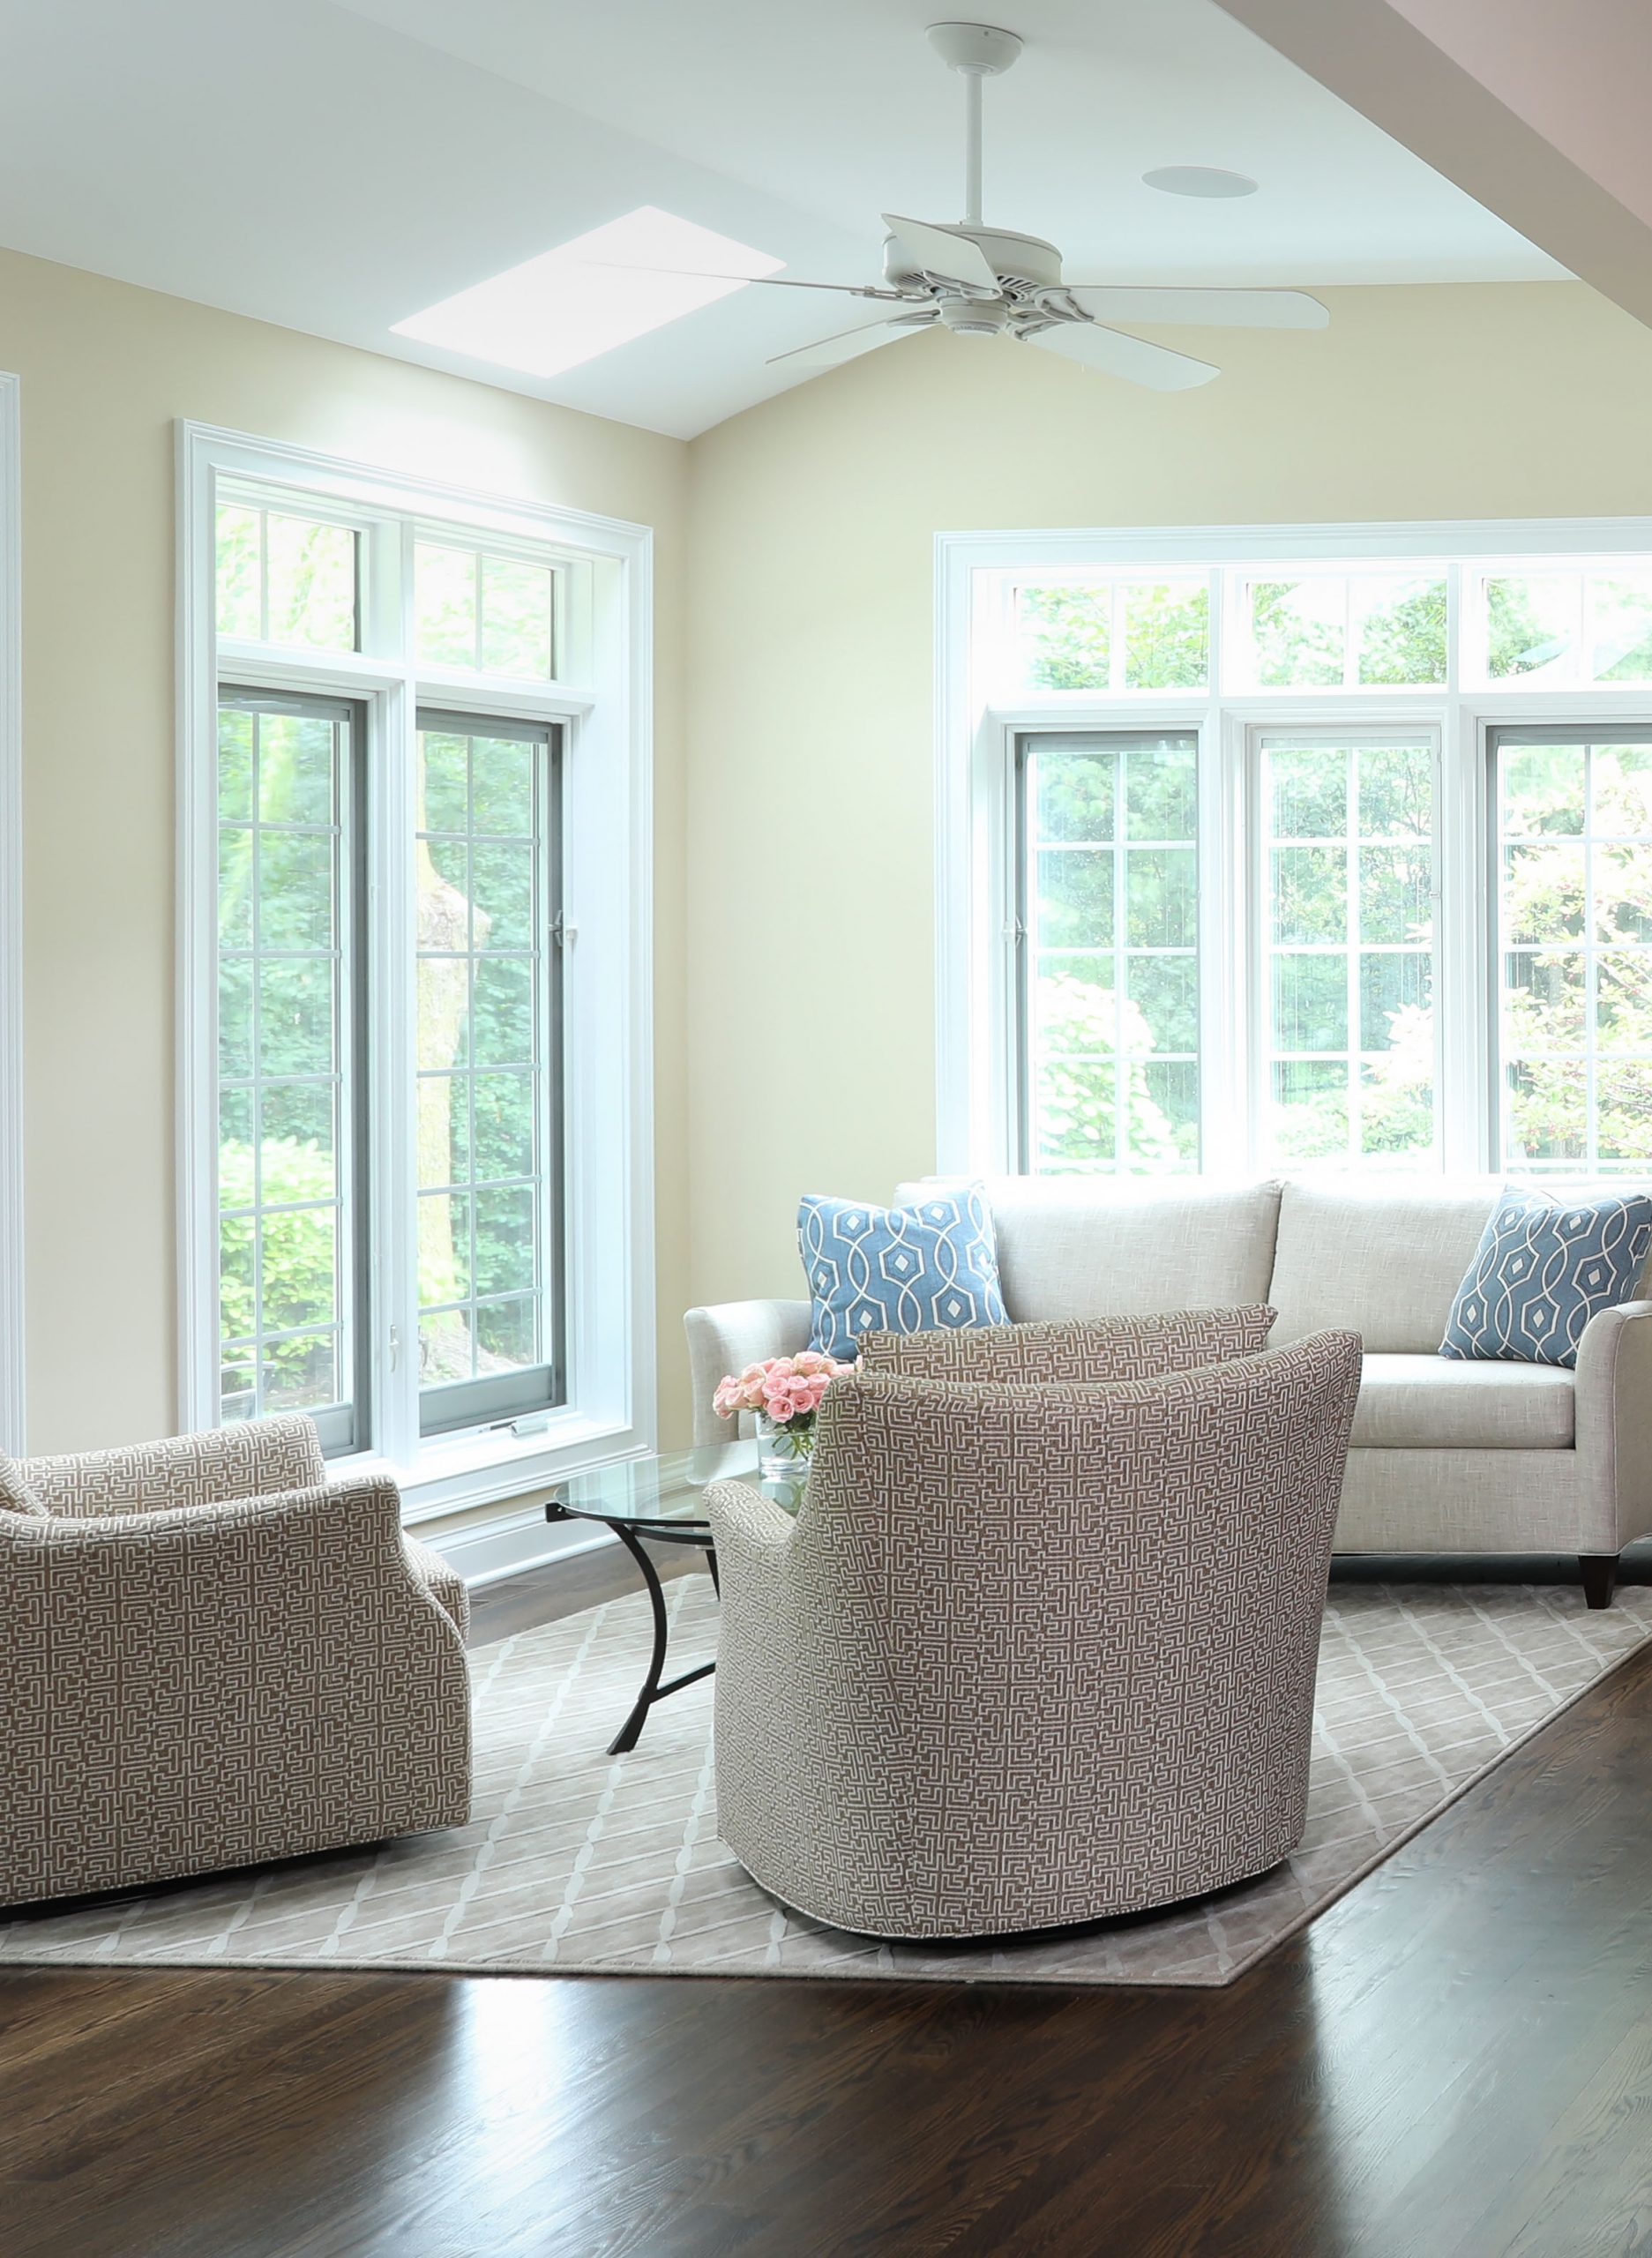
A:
1581;1555;1619;1610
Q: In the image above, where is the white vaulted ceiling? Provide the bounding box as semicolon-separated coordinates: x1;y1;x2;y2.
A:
0;0;1565;435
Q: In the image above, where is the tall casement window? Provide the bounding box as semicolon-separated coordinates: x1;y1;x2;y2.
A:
941;528;1652;1180
415;714;563;1434
1491;728;1652;1176
1255;733;1437;1168
181;426;653;1509
1016;732;1200;1171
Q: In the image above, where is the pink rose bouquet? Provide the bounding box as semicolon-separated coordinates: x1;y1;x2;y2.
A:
714;1350;856;1464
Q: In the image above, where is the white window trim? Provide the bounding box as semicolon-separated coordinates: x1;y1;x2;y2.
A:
0;373;22;1452
938;517;1652;1180
176;421;655;1520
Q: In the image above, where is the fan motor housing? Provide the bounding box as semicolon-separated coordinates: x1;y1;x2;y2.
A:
882;224;1062;295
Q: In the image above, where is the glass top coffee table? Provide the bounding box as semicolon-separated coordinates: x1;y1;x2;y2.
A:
544;1441;804;1753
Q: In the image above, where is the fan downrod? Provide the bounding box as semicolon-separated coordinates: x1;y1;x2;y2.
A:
926;22;1023;228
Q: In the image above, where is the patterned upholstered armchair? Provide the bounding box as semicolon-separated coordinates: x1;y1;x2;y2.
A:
706;1331;1362;1940
0;1415;471;1907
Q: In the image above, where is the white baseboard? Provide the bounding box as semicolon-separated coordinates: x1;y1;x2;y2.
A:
418;1505;608;1590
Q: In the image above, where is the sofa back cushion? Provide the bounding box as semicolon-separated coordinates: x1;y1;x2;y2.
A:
1268;1177;1501;1352
894;1178;1282;1323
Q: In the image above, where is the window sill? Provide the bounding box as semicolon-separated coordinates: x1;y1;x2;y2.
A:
331;1409;652;1523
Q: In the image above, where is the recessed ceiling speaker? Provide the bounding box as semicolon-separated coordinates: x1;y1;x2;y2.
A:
1142;167;1260;199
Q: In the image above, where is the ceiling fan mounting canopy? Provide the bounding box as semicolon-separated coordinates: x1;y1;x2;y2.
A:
925;22;1024;77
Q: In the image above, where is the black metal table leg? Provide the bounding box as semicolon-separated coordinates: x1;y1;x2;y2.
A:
605;1520;671;1754
545;1494;723;1753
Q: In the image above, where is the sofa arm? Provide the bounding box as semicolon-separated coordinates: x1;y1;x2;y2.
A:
684;1299;812;1446
1574;1300;1652;1551
0;1472;470;1903
19;1412;327;1518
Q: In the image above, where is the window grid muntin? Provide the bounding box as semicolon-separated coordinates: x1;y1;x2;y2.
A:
215;692;366;1449
1492;727;1652;1174
415;711;562;1430
1016;730;1200;1177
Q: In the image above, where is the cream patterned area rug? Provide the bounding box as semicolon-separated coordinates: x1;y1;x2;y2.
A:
5;1579;1651;1988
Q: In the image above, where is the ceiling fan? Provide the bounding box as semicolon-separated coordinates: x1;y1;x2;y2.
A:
613;21;1329;390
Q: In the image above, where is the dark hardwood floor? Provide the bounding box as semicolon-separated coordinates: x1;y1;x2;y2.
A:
4;1543;1652;2257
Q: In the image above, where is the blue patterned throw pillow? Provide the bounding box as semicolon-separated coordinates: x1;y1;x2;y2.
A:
799;1186;1008;1361
1440;1185;1652;1369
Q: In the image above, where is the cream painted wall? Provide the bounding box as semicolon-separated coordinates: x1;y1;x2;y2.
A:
0;247;691;1454
683;281;1652;1317
9;258;1652;1458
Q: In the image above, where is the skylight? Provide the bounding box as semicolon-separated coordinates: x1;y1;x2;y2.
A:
392;207;785;378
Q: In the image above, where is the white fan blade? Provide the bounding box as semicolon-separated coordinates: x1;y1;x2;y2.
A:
579;260;898;299
1025;319;1219;391
1063;286;1329;331
881;214;999;293
767;313;934;371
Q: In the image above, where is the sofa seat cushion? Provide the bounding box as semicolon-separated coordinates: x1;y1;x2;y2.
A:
1353;1354;1574;1451
896;1177;1282;1323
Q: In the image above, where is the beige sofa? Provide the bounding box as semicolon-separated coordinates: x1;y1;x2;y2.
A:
685;1175;1652;1605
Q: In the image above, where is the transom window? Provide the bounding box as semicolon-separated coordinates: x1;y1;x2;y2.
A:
216;502;359;652
414;540;556;678
1015;579;1208;693
1238;575;1446;691
1000;559;1652;698
946;527;1652;1182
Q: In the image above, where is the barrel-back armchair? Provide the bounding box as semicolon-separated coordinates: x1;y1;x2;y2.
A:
0;1414;471;1907
706;1332;1363;1940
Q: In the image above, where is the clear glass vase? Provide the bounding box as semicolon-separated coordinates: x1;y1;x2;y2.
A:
754;1410;813;1483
